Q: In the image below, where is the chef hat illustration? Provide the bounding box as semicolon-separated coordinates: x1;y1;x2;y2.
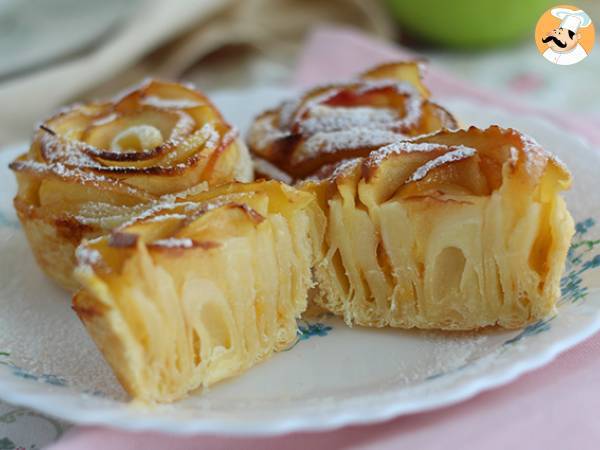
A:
551;8;592;33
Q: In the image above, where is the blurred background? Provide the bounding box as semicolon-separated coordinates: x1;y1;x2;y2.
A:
0;0;598;146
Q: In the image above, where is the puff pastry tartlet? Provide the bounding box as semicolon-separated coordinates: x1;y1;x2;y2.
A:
301;126;574;330
248;61;457;182
10;80;252;289
73;180;324;402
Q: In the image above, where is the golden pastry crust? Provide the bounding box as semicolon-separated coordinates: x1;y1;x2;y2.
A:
73;180;324;402
301;126;574;330
248;61;457;182
10;80;253;290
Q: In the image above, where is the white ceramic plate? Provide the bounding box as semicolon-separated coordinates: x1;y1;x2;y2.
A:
1;88;599;436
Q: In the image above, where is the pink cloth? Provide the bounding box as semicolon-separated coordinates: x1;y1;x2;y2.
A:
48;27;600;450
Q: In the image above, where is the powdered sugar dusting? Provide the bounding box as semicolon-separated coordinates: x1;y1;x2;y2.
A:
117;200;202;229
253;78;428;165
297;129;405;164
164;123;216;164
299;106;399;135
355;79;418;96
13;161;141;195
0;233;127;399
200;122;220;151
247;115;291;151
92;113;118;126
40;132;97;167
406;146;476;183
167;111;196;141
367;141;446;168
24;87;226;178
295;81;423;137
519;130;570;176
34;115;221;172
278;98;303;130
152;238;195;249
282;87;341;129
11;160;145;198
354;80;424;132
509;146;519;165
141;96;201;109
304;157;363;182
158;182;209;203
333;158;362;178
75;246;102;266
390;332;490;384
144;213;188;223
74;202;150;228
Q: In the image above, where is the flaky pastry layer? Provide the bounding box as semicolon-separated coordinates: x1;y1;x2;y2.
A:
73;180;324;402
301;126;574;330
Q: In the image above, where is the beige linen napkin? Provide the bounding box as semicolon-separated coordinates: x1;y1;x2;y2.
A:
0;0;391;146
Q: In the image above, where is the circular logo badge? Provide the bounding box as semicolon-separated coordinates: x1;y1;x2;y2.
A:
535;4;595;65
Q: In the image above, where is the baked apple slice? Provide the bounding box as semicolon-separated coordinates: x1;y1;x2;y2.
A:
73;180;324;402
301;126;574;330
248;61;457;182
10;80;253;289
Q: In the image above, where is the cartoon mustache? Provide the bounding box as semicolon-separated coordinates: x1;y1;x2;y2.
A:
542;35;567;48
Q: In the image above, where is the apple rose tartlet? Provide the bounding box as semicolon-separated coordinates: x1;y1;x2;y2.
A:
301;126;574;330
247;61;457;182
10;80;252;290
73;180;324;402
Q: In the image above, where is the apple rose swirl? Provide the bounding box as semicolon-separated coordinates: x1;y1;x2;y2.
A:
248;61;458;183
9;79;253;290
301;126;574;330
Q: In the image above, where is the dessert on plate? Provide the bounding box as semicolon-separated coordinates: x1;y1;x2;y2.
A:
73;180;324;402
300;126;574;329
246;63;574;330
247;61;458;183
7;62;576;404
10;80;252;290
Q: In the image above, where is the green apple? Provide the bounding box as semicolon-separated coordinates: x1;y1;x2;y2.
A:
386;0;555;48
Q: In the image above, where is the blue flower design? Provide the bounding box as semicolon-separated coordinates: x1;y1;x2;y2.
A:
575;218;595;235
503;316;554;346
284;319;333;351
428;217;600;378
297;321;333;340
504;217;600;345
1;219;598;389
0;355;67;387
0;437;16;450
559;218;600;305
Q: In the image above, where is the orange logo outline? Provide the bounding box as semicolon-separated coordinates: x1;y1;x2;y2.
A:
535;4;595;65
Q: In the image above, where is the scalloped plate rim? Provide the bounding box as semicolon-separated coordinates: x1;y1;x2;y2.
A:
0;89;599;436
1;303;600;436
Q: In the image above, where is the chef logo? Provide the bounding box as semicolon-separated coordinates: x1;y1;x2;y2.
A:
535;5;594;65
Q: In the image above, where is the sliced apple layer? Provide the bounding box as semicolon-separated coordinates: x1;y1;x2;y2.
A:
73;181;324;402
301;126;574;330
10;80;253;290
248;61;458;183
